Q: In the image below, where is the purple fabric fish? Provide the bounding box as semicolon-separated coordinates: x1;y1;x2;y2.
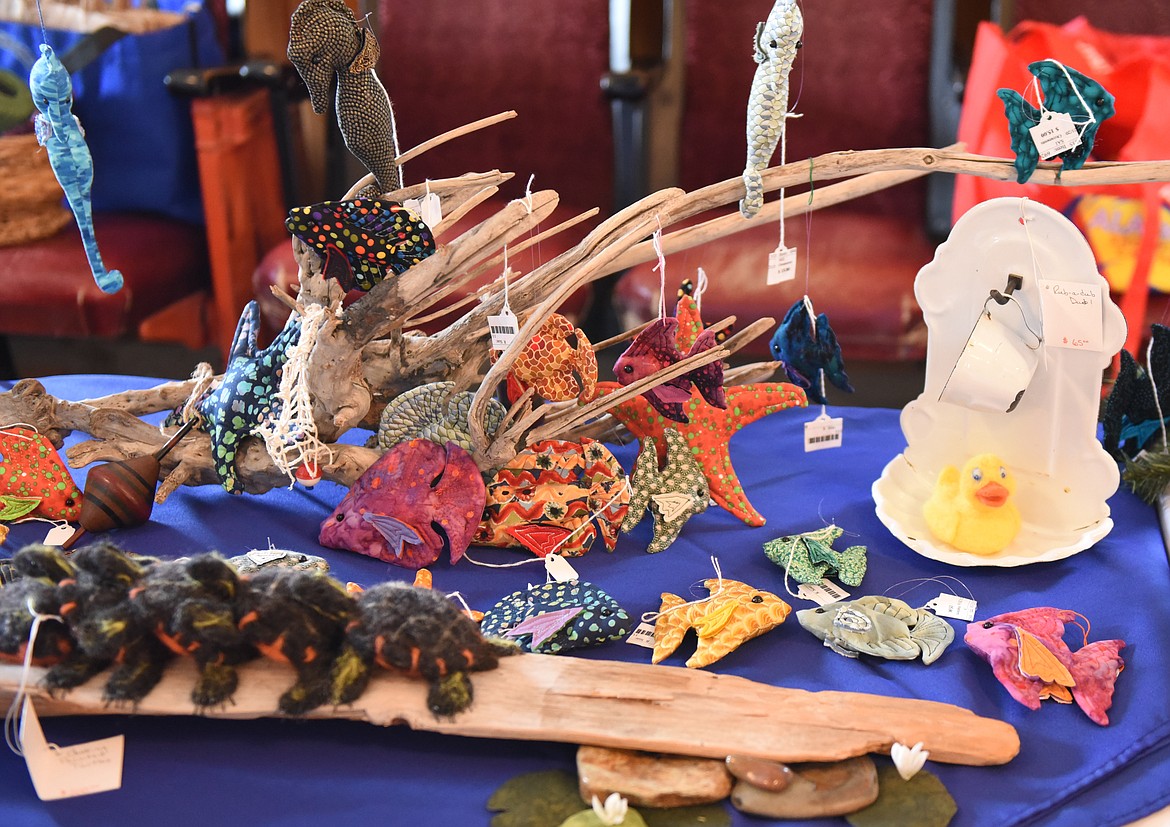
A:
319;439;486;569
614;318;726;422
964;607;1125;726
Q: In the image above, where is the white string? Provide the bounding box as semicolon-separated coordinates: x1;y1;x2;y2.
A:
778;102;788;249
462;553;543;570
652;223;666;320
0;422;39;439
694;267;709;315
641;556;725;623
502;245;511;312
444;591;478;620
884;575;975;605
1019;198;1046;282
177;363;215;428
524;174;535;215
5;599;62;757
1036;58;1098;135
1147;335;1169;451
818;369;827;418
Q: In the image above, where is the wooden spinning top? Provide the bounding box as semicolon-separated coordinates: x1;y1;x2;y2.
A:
61;419;197;550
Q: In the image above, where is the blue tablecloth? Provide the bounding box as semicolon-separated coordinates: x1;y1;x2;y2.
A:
1;375;1168;827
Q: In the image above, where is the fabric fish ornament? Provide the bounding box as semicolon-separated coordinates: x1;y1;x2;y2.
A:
503;313;599;404
1102;324;1170;460
964;607;1125;726
369;381;506;454
30;44;123;294
796;597;954;664
0;425;83;522
762;524;867;587
319;438;486;569
286;197;436;291
740;0;803;218
769;299;853;405
614;318;726;423
479;580;632;654
997;60;1115;184
475;439;630;558
621;428;709;554
652;578;791;668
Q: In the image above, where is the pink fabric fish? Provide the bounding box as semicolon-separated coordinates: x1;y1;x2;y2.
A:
319;439;486;569
964;607;1125;726
614;318;726;423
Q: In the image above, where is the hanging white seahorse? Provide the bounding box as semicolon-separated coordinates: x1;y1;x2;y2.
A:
740;0;803;219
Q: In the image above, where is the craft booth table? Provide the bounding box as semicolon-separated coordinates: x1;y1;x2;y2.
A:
0;375;1167;827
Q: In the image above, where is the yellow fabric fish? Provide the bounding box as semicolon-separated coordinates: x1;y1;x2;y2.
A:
652;578;791;668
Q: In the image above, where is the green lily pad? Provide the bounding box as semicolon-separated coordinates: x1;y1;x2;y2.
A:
846;766;957;827
559;807;649;827
488;770;584;827
643;804;732;827
0;495;40;522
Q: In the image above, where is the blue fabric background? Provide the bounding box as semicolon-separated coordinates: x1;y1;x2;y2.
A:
0;374;1167;826
0;2;224;223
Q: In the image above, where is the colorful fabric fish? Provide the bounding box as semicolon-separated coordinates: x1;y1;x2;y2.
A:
176;301;302;494
621;428;709;554
964;607;1125;726
285;197;436;292
997;60;1115;184
318;438;486;569
769;299;853;405
504;313;598;404
0;425;83;522
741;0;803;218
1102;324;1170;460
762;524;867;587
796;597;954;664
475;439;630;558
479;580;632;654
369;381;506;454
614;318;726;423
652;578;791;668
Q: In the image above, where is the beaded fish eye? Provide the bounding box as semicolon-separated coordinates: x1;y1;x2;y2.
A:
751;595;764;604
621;364;634;374
598;607;613;617
335;514;344;522
796;39;804;49
769;39;778;48
972;468;983;481
982;621;994;628
814;607;826;614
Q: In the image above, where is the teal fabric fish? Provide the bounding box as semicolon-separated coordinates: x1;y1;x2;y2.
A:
997;60;1115;184
769;299;853;405
368;381;506;454
796;597;954;664
479;580;632;654
763;524;867;587
621;428;709;554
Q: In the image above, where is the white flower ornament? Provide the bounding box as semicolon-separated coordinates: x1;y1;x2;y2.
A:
591;793;629;825
891;740;930;780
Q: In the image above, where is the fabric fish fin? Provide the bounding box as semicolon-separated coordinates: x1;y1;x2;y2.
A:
803;538;840;567
694;601;737;638
1038;683;1074;704
909;611;955;665
645;392;689;424
1016;628;1075;686
1069;639;1125;725
651;592;688;663
363;514;423;557
323;246;357;292
505;606;583;650
687;328;727;409
506;524;573;558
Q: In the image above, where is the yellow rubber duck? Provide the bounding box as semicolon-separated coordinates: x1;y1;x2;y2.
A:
923;453;1021;555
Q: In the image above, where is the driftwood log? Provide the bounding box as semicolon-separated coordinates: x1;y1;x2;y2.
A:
3;122;1170;496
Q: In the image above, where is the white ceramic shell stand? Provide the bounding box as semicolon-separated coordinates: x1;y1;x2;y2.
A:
873;197;1126;566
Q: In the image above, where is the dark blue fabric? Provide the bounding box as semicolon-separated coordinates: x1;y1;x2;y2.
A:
0;2;224;223
0;374;1167;827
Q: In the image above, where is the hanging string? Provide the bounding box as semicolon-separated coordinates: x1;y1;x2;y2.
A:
0;423;38;440
694;266;709;315
33;0;47;45
5;598;62;756
652;221;667;320
1033;58;1097;135
641;556;726;623
778;100;788;251
444;591;479;621
177;363;216;428
884;575;975;606
1147;334;1169;451
804;158;815;294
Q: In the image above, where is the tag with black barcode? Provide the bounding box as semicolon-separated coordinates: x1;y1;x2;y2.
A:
1029;111;1080;159
767;245;798;285
488;308;519;351
804;414;843;452
796;579;850;605
626;622;657;649
926;593;978;621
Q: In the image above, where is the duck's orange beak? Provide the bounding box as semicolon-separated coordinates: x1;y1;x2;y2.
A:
975;481;1010;507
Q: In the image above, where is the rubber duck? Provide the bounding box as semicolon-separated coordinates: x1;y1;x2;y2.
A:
923;453;1021;554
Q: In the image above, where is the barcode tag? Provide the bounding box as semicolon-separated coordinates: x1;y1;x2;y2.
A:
925;593;977;621
797;579;850;605
1029;111;1080;159
43;524;74;546
488;308;519;351
20;698;124;800
804;414;843;452
402;192;443;227
1038;279;1103;351
544;553;579;583
767;245;798;285
626;621;657;649
246;548;288;567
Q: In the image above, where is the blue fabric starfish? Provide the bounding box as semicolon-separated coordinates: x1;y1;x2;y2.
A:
194;302;302;493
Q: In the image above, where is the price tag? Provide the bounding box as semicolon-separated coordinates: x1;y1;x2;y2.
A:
402;192;443;227
796;579;850;606
20;698;124;800
804;414;843;452
767;245;798;285
626;622;657;649
1038;279;1103;351
1029;111;1081;159
926;593;978;621
488;308;519;351
43;524;75;546
544;552;579;583
246;548;289;567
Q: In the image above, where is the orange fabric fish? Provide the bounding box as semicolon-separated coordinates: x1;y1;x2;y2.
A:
0;425;83;522
503;314;598;403
652;577;791;668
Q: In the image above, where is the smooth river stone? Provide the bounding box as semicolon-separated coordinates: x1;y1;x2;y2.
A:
730;756;879;818
576;745;733;808
725;754;795;791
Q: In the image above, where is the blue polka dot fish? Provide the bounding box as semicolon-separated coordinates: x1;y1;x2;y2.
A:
479;580;632;654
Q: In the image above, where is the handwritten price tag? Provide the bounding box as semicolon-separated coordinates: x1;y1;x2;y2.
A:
767;245;798;285
1038;279;1103;352
1029;111;1080;160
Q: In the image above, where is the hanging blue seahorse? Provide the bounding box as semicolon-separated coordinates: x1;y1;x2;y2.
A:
29;43;123;294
